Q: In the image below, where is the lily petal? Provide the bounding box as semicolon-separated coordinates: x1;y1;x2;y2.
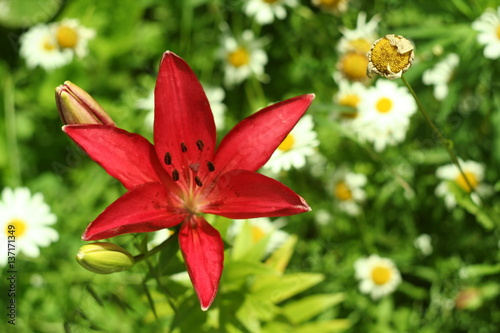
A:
154;51;216;177
64;125;172;191
202;169;311;219
214;94;314;173
178;216;224;311
83;182;186;240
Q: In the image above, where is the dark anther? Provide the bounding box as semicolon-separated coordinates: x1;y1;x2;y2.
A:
181;142;188;153
164;152;172;165
207;161;215;172
195;176;203;187
196;140;205;151
172;169;180;181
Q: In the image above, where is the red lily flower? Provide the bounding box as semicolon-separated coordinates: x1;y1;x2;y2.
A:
63;51;314;310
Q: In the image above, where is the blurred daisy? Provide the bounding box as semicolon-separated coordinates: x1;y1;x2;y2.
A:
334;80;367;121
244;0;297;25
472;7;500;59
19;24;73;70
228;218;289;255
435;159;491;209
353;80;417;152
331;169;367;216
139;85;227;130
311;0;349;15
221;30;268;87
422;53;459;101
335;51;370;82
147;229;174;250
414;233;433;256
337;12;380;54
0;187;59;266
52;19;95;58
264;114;319;174
354;254;402;300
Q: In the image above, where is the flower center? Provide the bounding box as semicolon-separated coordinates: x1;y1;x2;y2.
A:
371;266;391;285
339;94;360;108
228;47;250;68
375;97;393;113
318;0;343;8
496;24;500;40
339;52;369;81
278;134;295;152
370;35;413;76
334;181;352;201
5;218;27;238
56;25;79;49
455;171;478;192
262;0;279;3
251;225;266;242
42;37;57;51
349;38;372;54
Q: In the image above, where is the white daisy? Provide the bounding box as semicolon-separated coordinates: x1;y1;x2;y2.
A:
52;18;95;58
0;187;59;266
331;169;367;216
352;80;417;152
19;24;73;70
354;254;402;300
264;114;319;174
334;80;367;121
337;12;381;55
435;159;491;209
228;218;289;255
221;30;268;87
147;229;174;251
244;0;297;25
413;233;433;256
311;0;349;15
422;53;459;101
472;7;500;59
138;84;226;130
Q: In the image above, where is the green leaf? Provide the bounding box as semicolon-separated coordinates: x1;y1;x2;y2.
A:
282;293;345;325
223;261;279;287
294;319;351;333
265;235;297;273
252;273;325;304
231;220;271;262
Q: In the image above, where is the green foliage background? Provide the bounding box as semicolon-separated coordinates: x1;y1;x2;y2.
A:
1;0;500;332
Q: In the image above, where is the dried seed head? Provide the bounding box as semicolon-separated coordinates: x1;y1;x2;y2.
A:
367;34;415;80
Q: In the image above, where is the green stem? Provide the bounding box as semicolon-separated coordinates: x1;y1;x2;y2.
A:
401;75;476;196
4;73;22;186
133;233;177;263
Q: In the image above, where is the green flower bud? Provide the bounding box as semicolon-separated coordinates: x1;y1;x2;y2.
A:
76;242;134;274
55;81;116;125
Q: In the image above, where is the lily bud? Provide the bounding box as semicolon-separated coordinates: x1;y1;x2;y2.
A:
55;81;115;125
76;242;134;274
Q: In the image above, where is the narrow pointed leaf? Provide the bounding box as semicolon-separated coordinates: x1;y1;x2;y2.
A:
203;169;310;219
178;216;224;311
214;94;314;173
282;293;345;324
83;183;186;240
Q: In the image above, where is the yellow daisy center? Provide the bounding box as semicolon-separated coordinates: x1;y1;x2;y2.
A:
318;0;343;8
339;52;369;81
56;25;79;49
278;134;295;152
369;35;413;76
339;94;360;108
496;24;500;40
251;225;266;242
375;97;393;113
42;37;57;51
455;171;479;192
228;47;250;68
349;38;372;54
371;265;392;285
263;0;279;3
5;218;28;238
334;181;352;201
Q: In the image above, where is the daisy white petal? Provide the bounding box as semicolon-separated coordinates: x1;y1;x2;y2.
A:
354;254;402;300
472;7;500;60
